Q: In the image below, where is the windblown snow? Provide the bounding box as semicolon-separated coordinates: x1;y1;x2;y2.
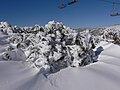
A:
0;21;120;90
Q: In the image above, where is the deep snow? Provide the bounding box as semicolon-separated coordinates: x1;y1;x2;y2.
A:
0;41;120;90
0;21;120;90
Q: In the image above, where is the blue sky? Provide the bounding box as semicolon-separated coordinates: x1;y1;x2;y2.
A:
0;0;120;28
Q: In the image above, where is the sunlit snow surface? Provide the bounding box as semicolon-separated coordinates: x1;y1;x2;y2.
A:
0;22;120;90
0;41;120;90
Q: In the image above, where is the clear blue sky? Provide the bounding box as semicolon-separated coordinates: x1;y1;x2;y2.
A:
1;0;120;28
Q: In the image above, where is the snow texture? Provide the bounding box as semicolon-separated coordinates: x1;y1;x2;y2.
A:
0;21;96;73
0;22;120;90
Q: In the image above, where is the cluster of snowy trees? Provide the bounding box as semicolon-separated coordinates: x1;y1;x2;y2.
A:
0;21;96;73
91;27;120;45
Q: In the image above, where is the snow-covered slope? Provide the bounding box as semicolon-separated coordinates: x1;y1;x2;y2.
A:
105;24;120;30
0;21;120;90
0;41;120;90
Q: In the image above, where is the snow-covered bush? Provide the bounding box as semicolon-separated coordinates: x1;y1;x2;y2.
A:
2;49;26;61
91;26;120;45
0;21;96;73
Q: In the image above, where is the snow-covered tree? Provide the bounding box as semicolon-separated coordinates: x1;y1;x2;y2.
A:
0;21;96;73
